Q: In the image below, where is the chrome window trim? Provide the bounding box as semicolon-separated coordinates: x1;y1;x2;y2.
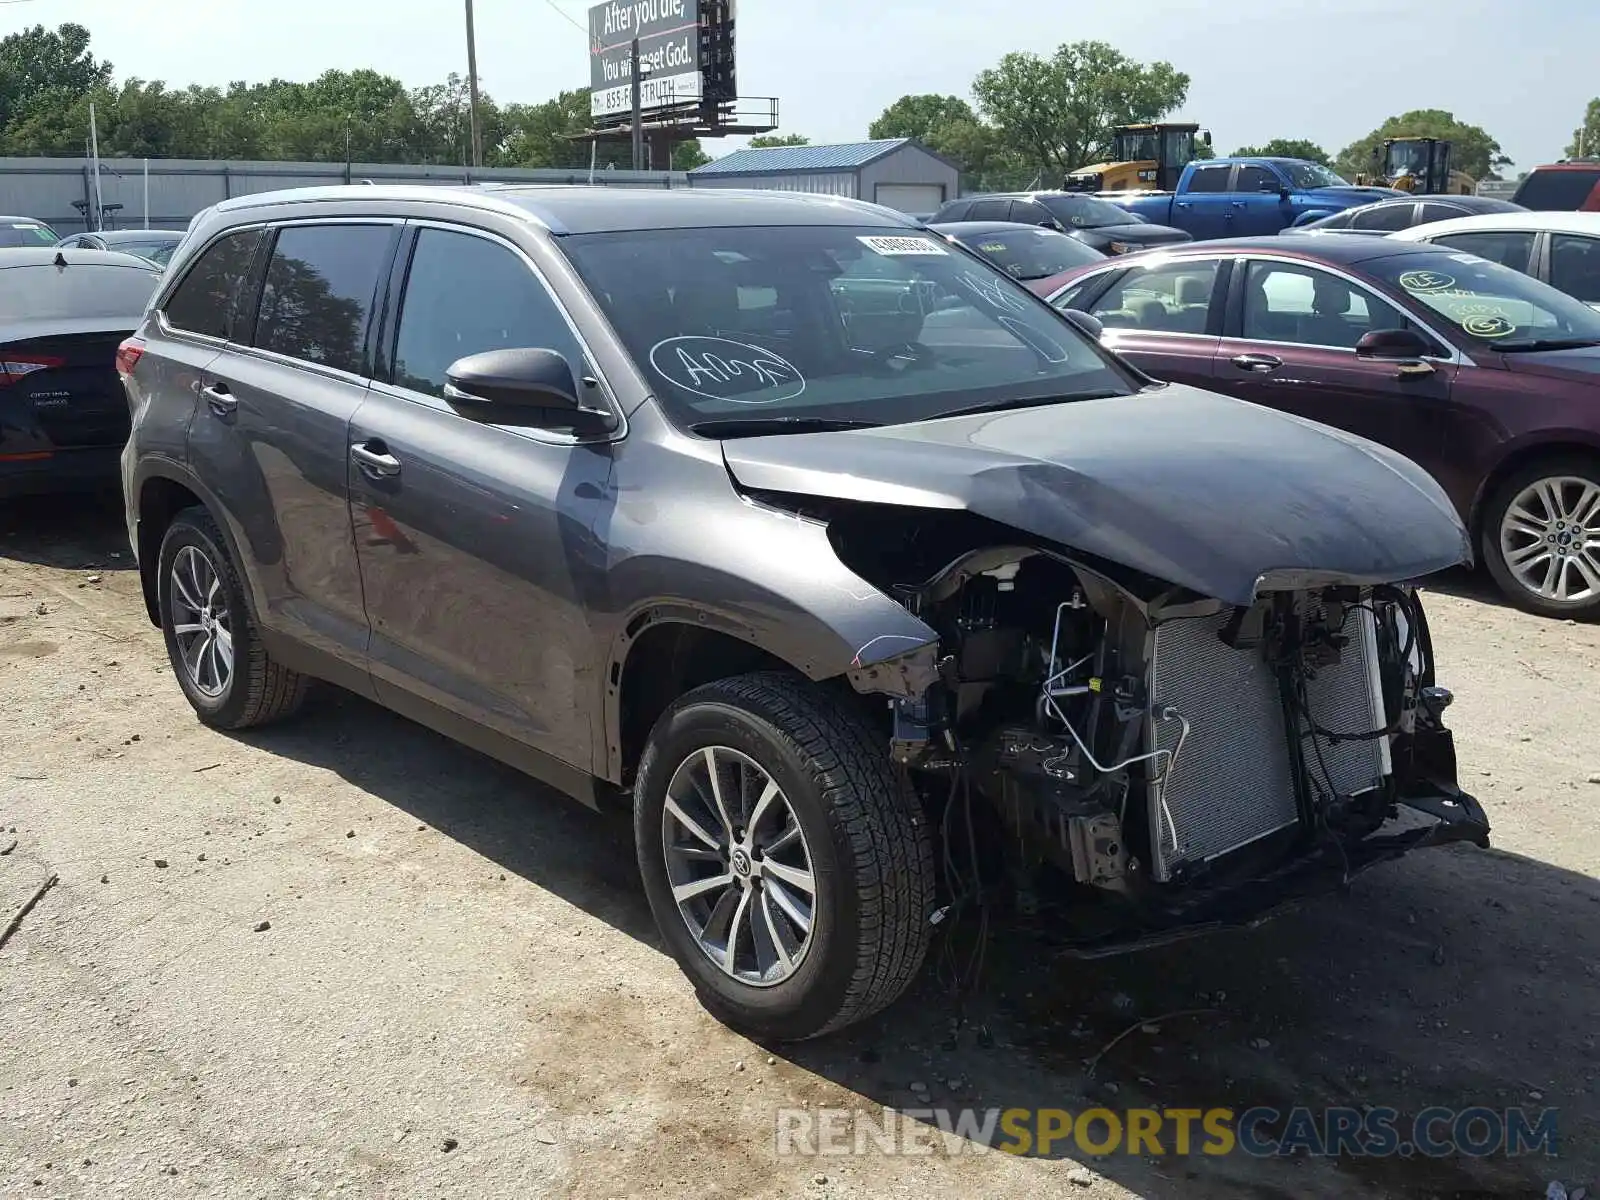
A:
371;217;628;448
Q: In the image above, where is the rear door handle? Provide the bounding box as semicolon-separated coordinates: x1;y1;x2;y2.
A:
1230;353;1283;373
351;442;402;478
200;383;237;416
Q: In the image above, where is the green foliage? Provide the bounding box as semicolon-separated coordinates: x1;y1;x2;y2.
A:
1231;139;1331;167
1567;98;1600;160
972;41;1189;181
748;133;810;148
868;94;977;143
1335;110;1511;182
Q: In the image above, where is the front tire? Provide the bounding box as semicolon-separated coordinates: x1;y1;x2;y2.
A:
1481;457;1600;620
157;507;309;729
634;673;935;1041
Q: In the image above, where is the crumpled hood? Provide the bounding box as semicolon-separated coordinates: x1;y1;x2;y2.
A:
1304;185;1406;206
721;386;1470;605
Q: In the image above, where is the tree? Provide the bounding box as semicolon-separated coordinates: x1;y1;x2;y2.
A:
1566;98;1600;160
0;23;112;131
868;94;977;143
1232;138;1330;166
972;41;1188;182
749;133;809;148
671;140;710;170
1335;110;1511;182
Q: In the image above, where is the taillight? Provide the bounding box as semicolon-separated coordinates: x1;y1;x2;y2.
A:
0;354;66;387
116;338;144;378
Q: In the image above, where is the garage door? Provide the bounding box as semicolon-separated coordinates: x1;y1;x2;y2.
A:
873;184;946;215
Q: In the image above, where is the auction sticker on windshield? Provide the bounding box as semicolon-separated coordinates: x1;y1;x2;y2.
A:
857;235;948;256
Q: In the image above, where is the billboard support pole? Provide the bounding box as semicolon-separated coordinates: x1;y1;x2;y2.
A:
464;0;484;170
630;37;644;172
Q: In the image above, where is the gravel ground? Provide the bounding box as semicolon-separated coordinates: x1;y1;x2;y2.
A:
1;493;1597;1200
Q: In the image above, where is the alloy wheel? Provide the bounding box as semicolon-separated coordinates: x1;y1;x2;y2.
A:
661;746;816;987
169;545;234;698
1499;475;1600;604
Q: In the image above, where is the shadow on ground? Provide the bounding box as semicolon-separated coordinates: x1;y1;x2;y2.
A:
0;491;134;572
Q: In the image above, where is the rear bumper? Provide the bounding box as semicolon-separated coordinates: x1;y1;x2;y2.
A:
1055;782;1490;959
0;445;123;499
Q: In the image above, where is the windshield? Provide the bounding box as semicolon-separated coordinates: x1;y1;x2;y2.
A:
1280;161;1351;190
1366;250;1600;345
953;227;1102;281
1111;132;1158;163
117;239;177;266
559;225;1131;430
1040;195;1136;228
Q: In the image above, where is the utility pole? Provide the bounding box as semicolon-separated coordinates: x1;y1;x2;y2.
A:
630;37;644;172
464;0;484;170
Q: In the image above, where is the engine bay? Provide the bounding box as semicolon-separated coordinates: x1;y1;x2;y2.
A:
820;503;1489;951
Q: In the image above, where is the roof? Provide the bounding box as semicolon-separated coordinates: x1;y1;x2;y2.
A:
1525;161;1600;172
0;247;162;271
1132;234;1448;265
1390;210;1600;241
207;183;922;236
689;139;942;177
89;229;184;243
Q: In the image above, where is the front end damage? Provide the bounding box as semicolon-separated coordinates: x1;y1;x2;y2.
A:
834;518;1488;956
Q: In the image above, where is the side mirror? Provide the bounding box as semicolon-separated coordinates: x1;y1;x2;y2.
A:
1062;309;1104;340
444;348;616;432
1356;328;1436;374
1202;130;1213;147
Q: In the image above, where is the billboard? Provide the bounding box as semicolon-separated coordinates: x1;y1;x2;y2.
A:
589;0;704;122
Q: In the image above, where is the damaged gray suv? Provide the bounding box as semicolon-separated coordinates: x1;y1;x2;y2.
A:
120;185;1489;1040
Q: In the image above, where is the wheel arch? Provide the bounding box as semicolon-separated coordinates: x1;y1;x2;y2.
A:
133;461;255;628
1468;435;1600;539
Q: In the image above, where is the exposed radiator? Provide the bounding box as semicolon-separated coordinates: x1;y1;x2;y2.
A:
1145;598;1390;882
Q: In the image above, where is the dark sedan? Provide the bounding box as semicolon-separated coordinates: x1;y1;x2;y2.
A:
1046;235;1600;618
1293;194;1527;236
930;221;1105;294
931;191;1190;255
0;248;162;498
55;228;184;267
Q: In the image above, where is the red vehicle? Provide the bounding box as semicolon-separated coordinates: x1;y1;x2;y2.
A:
1512;163;1600;213
1046;235;1600;618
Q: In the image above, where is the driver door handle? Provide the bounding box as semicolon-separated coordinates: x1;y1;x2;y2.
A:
351;442;402;478
1230;353;1283;373
200;383;237;416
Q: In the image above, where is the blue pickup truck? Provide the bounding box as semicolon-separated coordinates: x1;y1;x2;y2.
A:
1114;157;1404;238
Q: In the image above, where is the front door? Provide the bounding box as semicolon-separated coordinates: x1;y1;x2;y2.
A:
1083;257;1225;386
348;223;615;774
1212;257;1457;490
1227;165;1291;237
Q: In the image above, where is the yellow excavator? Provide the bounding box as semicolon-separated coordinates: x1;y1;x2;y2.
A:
1063;122;1211;194
1361;137;1477;196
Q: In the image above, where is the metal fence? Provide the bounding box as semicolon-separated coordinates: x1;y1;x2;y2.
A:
0;157;691;234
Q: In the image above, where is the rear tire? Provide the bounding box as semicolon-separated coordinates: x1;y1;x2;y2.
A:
634;672;935;1041
157;507;309;729
1481;457;1600;620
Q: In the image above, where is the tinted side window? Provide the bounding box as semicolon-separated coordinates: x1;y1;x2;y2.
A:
1234;166;1279;194
391;228;586;399
1089;260;1219;334
1514;169;1600;211
1417;202;1468;224
162;228;264;340
1549;234;1600;305
1431;230;1536;273
969;199;1011;221
1352;203;1418;231
1185;166;1232;194
933;200;970;222
1241;261;1408;349
1010;200;1053;225
253;225;391;374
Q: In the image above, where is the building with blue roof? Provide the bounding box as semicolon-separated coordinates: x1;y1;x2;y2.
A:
688;138;960;216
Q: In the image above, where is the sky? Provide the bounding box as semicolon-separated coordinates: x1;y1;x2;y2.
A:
9;0;1597;174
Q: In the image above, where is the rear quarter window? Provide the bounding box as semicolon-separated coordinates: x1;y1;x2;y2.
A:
162;228;266;340
0;264;159;321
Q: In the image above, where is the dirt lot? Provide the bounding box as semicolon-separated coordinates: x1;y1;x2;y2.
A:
1;493;1597;1200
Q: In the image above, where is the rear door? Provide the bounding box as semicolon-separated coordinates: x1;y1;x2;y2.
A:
1212;256;1457;488
0;263;159;452
1427;229;1538;276
349;222;617;773
185;220;396;687
1174;164;1235;239
1080;256;1226;385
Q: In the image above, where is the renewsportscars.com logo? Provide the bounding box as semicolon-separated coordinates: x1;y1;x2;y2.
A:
774;1105;1560;1159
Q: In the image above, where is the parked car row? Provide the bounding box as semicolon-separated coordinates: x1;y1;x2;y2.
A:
95;183;1486;1043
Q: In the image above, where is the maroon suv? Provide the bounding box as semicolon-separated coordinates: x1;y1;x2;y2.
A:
1047;235;1600;618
